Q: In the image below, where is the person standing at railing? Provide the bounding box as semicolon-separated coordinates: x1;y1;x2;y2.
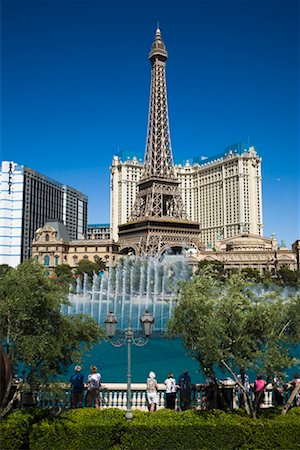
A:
164;372;177;410
70;365;84;408
288;373;300;407
237;368;250;409
86;365;101;409
272;376;284;406
146;371;158;412
253;373;267;413
178;369;192;411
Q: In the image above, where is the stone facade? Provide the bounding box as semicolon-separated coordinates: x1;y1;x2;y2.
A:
186;232;298;273
32;221;118;271
32;223;299;274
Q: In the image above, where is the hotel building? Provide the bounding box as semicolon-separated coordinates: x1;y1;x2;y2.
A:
0;161;88;267
110;143;263;247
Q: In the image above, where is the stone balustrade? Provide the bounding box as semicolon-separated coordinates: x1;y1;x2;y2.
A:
32;382;278;410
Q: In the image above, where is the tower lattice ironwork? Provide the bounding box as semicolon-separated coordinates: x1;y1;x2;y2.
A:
118;27;202;256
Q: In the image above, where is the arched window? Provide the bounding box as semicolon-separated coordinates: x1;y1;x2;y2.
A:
44;255;50;267
45;234;49;242
55;256;59;266
35;256;39;264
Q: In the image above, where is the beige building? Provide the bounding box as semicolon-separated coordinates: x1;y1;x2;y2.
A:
186;232;298;273
110;144;263;247
110;155;143;243
32;222;299;274
32;220;118;271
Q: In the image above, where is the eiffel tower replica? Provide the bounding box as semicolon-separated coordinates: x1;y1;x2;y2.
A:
118;27;202;256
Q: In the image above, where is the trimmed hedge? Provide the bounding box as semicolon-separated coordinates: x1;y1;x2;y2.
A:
1;408;300;450
121;409;300;450
29;409;125;450
0;409;50;450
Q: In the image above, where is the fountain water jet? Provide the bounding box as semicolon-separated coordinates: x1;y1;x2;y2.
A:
64;255;192;332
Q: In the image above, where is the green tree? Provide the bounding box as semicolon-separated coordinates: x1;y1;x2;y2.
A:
75;257;107;281
54;263;74;285
168;269;300;415
0;264;12;279
259;291;300;380
0;260;104;389
93;256;107;274
75;259;96;279
195;260;227;281
275;266;300;288
240;267;262;283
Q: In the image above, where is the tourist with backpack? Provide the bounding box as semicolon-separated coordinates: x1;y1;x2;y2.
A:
70;365;84;408
178;369;192;411
86;365;102;408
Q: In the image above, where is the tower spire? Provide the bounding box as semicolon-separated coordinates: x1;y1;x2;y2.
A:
118;28;202;256
142;26;175;181
130;27;187;222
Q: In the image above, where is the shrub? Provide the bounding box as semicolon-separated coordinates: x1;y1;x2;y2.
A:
0;410;42;450
2;408;300;449
119;409;300;450
29;408;125;450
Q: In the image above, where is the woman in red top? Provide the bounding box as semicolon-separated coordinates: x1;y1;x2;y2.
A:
253;374;267;412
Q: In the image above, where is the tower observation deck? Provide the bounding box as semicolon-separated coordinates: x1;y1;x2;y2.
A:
118;27;202;256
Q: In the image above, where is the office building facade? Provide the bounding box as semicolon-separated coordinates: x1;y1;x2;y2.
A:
86;223;111;240
0;161;88;267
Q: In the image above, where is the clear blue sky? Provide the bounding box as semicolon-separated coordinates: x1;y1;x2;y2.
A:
2;0;299;246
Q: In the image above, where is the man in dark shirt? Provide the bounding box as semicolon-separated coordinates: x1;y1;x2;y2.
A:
70;365;84;408
178;369;191;411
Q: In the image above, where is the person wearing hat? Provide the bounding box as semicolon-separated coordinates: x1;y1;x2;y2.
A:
70;365;84;408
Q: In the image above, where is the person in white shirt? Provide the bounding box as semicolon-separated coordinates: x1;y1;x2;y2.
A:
86;365;101;408
164;372;177;410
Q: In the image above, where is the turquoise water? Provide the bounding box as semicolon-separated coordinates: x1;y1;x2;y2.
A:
62;337;300;385
64;337;200;384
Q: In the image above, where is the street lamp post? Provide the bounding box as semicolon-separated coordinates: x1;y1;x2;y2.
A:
104;310;154;421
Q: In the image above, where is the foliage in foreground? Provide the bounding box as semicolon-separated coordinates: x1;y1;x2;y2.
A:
168;268;300;381
0;260;105;388
1;408;300;450
196;260;300;288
